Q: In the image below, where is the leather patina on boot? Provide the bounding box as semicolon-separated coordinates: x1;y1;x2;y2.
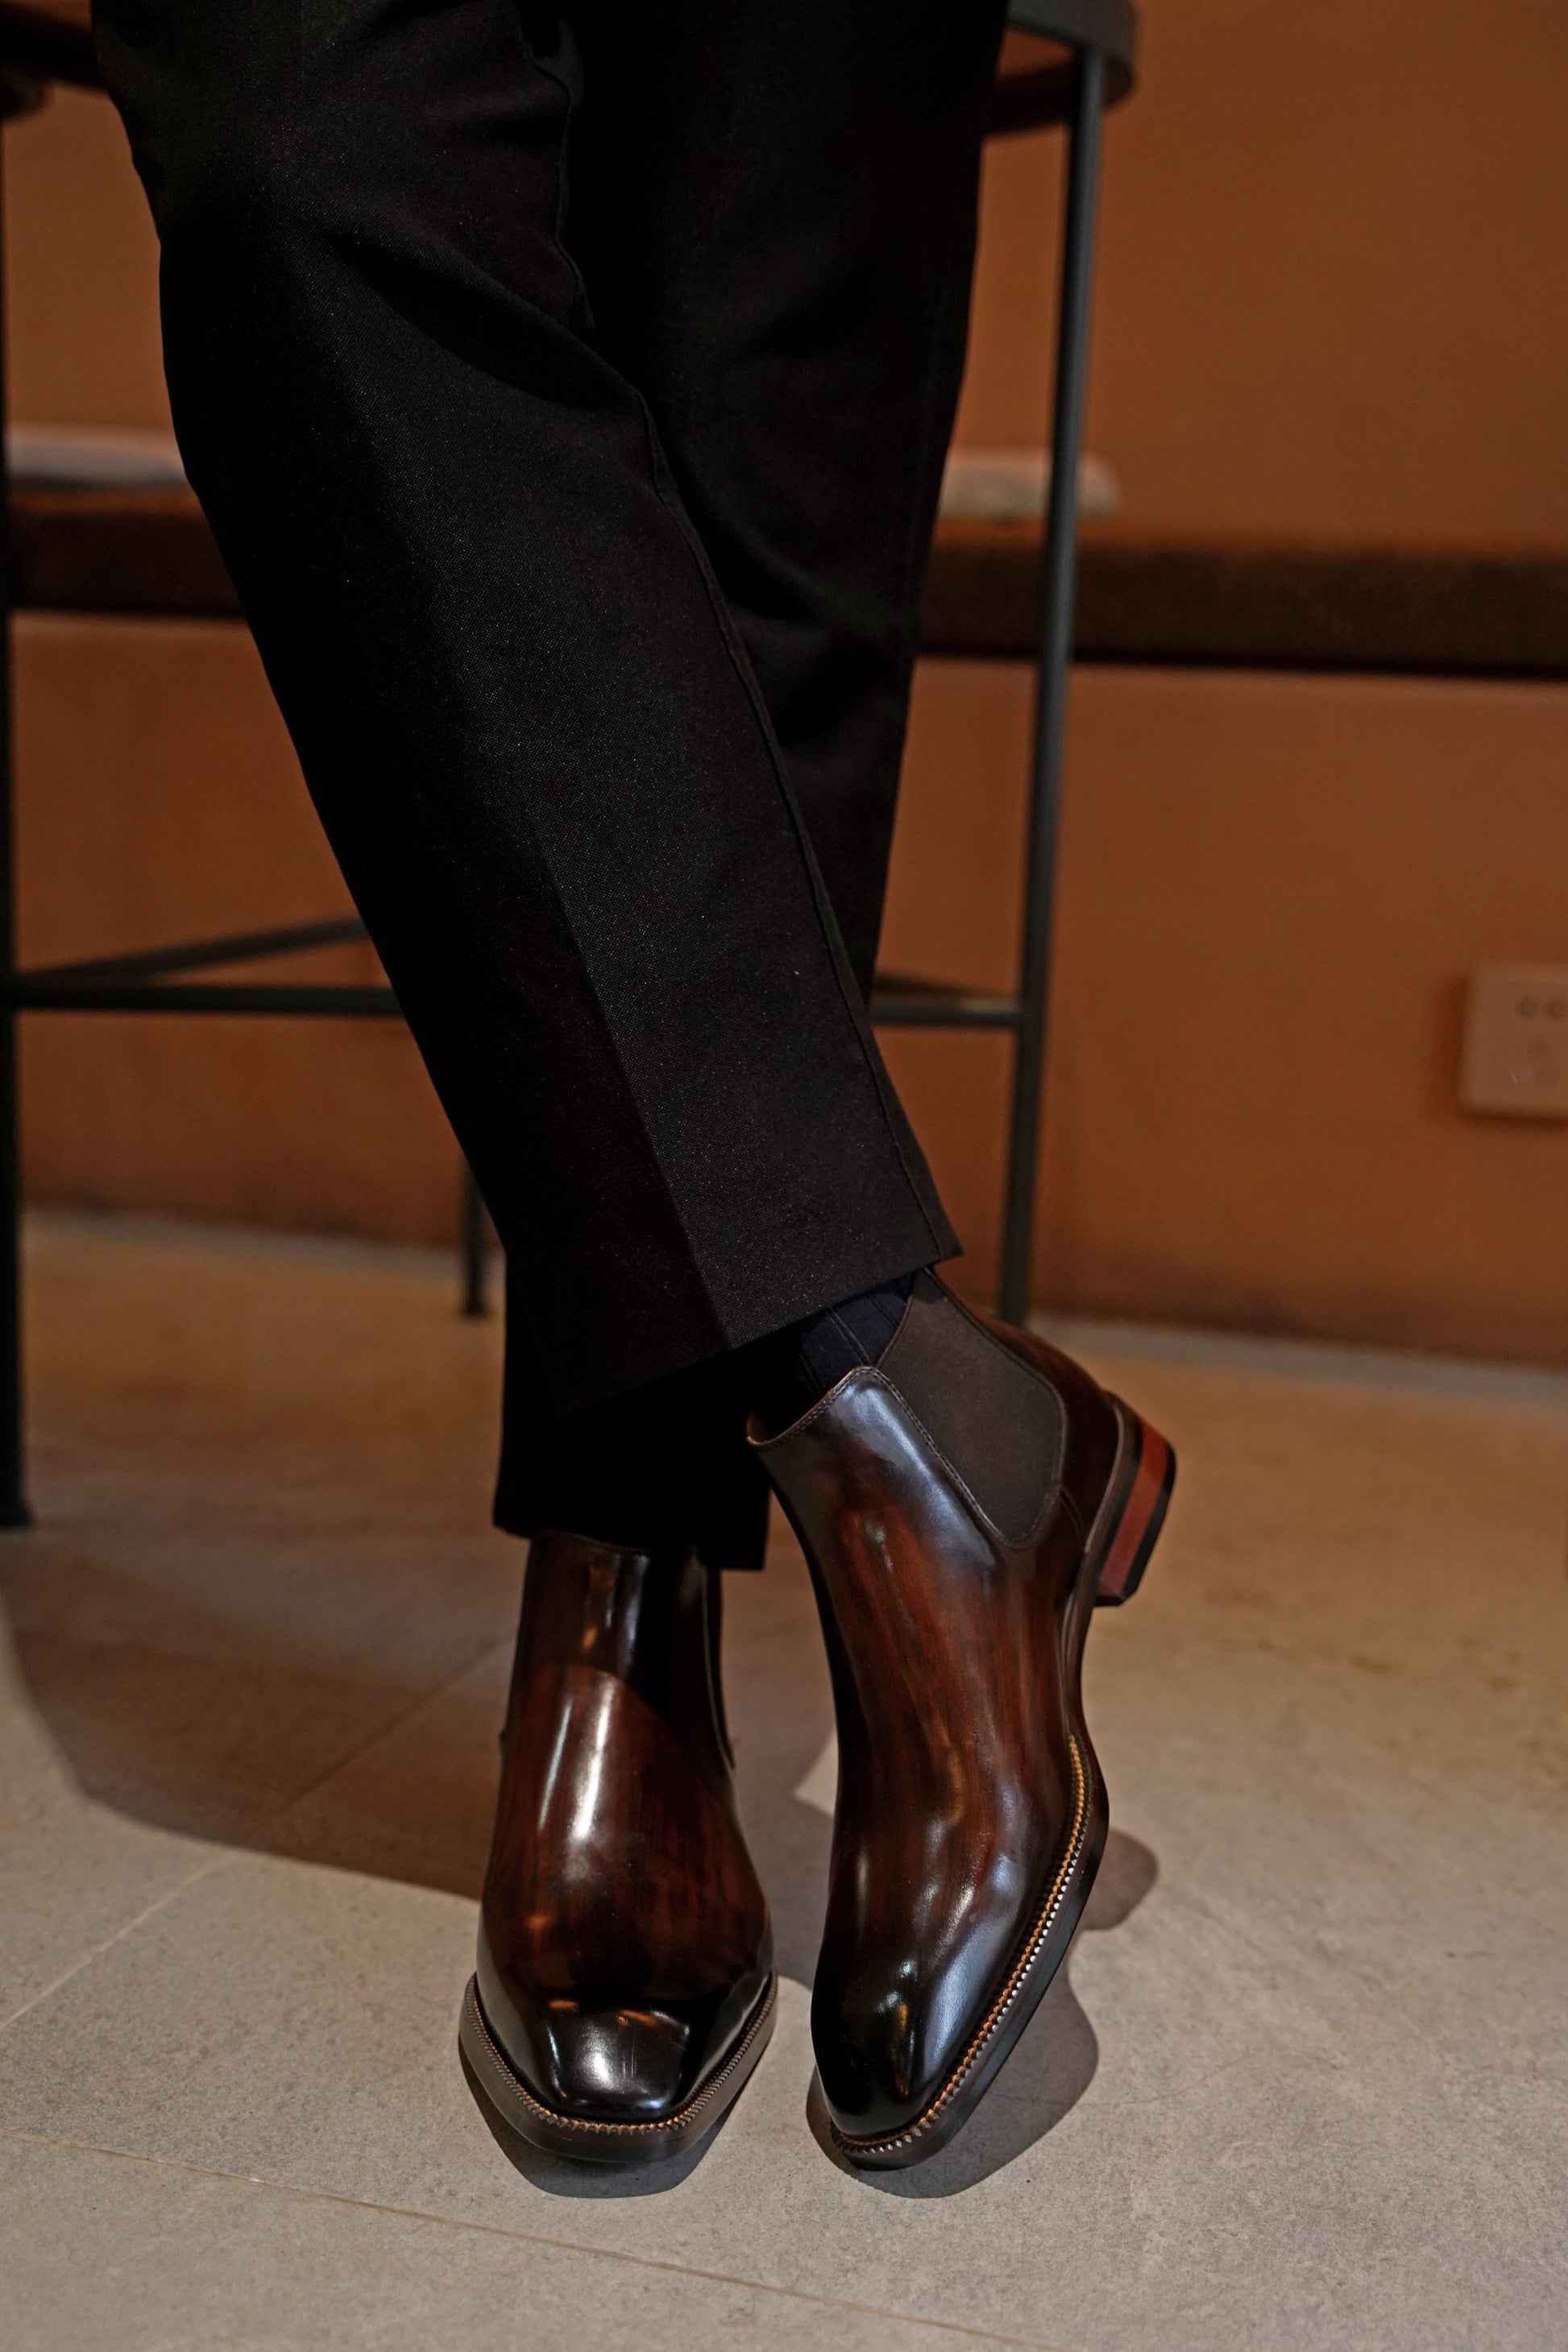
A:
754;1275;1173;2171
459;1531;775;2165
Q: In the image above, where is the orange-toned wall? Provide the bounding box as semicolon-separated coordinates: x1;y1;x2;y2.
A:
5;2;1568;1362
964;0;1568;542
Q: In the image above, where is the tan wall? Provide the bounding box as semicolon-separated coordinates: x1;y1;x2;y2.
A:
882;662;1568;1359
5;7;1568;1361
6;85;168;432
13;618;463;1246
962;0;1568;541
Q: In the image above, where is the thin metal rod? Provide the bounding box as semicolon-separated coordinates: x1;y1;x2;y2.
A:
869;973;1023;1027
15;969;1014;1028
18;914;367;989
0;142;28;1524
998;46;1105;1326
13;980;400;1015
460;1162;489;1319
869;998;1021;1030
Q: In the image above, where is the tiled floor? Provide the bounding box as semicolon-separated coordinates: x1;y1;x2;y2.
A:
2;1214;1565;2351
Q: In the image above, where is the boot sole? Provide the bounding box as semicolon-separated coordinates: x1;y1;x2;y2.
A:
458;1970;777;2168
828;1397;1175;2171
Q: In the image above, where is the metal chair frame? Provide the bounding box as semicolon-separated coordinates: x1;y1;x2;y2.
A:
0;0;1137;1523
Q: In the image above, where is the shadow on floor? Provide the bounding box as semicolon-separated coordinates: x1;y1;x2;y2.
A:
0;1504;837;1965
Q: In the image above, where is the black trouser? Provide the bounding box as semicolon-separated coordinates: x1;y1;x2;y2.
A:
93;0;1006;1564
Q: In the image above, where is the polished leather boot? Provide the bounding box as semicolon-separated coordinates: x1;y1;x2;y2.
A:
755;1276;1173;2170
458;1530;775;2165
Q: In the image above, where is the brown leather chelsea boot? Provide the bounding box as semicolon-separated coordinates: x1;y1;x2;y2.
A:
754;1276;1173;2170
458;1529;775;2165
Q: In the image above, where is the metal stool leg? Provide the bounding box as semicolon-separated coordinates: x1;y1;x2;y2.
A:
998;46;1107;1328
459;1159;490;1319
0;151;27;1525
0;722;23;1529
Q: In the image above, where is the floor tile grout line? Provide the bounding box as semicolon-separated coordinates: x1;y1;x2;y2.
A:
0;1628;513;2042
0;2125;1073;2352
0;1848;238;2039
248;1627;516;1844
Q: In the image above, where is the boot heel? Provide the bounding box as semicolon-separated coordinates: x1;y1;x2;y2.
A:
1093;1404;1176;1607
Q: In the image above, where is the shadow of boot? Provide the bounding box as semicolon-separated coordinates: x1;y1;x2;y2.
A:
721;1531;837;1989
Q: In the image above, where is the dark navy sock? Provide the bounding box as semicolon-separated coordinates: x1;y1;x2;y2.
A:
749;1269;923;1435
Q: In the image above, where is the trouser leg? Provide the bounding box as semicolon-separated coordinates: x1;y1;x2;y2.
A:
568;0;1008;992
93;0;954;1429
496;0;1007;1561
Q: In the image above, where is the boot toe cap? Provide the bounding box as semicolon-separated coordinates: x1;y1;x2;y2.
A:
528;2002;707;2122
479;1934;771;2128
812;1971;973;2144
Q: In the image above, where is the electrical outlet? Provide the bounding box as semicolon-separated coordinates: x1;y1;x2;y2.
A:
1461;964;1568;1118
